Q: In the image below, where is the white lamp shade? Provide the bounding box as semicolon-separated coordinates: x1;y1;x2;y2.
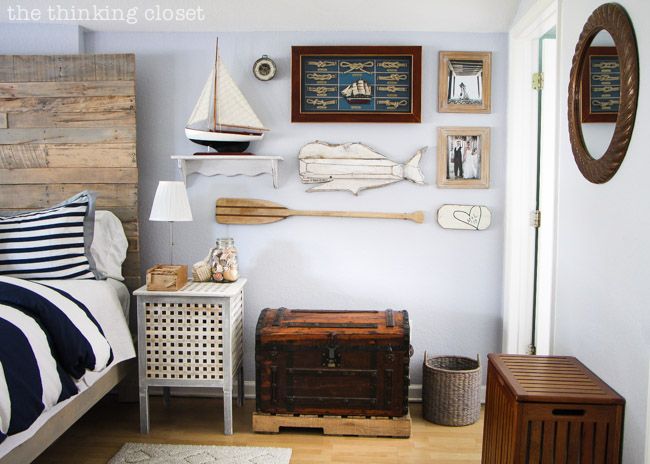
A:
149;181;193;222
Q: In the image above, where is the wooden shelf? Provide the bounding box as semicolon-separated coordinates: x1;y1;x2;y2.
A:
172;155;283;188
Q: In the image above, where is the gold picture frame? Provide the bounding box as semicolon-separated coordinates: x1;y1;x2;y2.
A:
438;51;492;113
437;127;490;188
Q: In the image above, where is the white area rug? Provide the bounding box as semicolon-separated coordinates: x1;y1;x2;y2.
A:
108;442;292;464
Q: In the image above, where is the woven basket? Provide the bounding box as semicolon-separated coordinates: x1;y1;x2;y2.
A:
422;353;481;426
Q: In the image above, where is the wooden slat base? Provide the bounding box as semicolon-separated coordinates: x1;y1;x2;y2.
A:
252;412;411;438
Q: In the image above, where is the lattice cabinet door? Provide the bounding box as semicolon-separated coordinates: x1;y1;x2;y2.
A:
134;280;247;435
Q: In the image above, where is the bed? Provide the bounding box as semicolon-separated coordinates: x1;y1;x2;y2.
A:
0;278;136;464
0;54;139;463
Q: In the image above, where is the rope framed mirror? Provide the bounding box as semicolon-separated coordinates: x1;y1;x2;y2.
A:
567;3;639;184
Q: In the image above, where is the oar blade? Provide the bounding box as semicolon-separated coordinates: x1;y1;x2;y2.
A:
216;214;284;225
217;198;284;209
216;198;289;225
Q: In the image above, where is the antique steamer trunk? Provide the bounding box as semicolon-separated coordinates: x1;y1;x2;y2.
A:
256;308;410;417
482;354;625;464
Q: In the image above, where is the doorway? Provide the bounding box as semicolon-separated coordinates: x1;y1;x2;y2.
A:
502;0;558;355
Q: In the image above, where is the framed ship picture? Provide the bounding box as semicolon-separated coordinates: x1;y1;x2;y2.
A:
581;46;619;123
438;51;492;114
291;46;422;123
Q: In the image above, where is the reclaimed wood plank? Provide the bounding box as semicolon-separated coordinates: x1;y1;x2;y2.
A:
0;127;135;144
123;251;140;272
46;143;136;167
120;219;139;235
13;55;58;82
0;167;137;184
0;144;136;168
0;144;48;168
9;110;135;128
0;81;135;97
95;54;135;81
54;55;96;82
0;184;137;209
10;55;96;82
0;96;135;113
0;56;13;82
0;112;6;128
126;236;139;253
102;208;139;225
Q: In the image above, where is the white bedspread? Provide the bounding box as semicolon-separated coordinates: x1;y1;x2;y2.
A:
0;278;135;459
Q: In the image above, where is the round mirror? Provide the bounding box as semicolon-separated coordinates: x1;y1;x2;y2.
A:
568;3;639;183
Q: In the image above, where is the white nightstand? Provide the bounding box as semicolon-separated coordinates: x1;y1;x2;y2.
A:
134;279;246;435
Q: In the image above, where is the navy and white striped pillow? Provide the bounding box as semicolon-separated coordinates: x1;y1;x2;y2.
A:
0;191;99;280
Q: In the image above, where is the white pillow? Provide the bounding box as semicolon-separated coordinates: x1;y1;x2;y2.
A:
91;211;128;281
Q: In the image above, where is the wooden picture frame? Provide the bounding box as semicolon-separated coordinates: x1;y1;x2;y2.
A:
291;46;422;123
438;51;491;113
580;46;619;123
437;127;490;188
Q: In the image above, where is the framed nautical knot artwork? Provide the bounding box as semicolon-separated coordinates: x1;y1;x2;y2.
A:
291;46;422;123
438;51;491;113
580;47;619;123
437;127;490;189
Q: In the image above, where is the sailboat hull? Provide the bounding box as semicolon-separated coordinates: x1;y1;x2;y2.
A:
185;127;264;152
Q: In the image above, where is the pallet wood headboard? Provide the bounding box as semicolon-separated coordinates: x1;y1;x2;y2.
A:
0;54;141;291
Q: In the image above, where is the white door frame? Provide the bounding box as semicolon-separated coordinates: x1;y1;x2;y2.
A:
502;0;559;355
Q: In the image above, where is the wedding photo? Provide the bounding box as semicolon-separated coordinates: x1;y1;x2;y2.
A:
438;51;492;113
437;127;491;188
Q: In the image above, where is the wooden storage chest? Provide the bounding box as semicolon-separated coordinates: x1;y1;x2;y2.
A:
255;308;410;417
482;354;625;464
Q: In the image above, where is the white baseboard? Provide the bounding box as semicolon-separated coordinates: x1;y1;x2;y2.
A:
150;382;487;404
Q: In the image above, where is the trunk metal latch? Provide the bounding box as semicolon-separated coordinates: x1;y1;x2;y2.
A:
322;332;341;368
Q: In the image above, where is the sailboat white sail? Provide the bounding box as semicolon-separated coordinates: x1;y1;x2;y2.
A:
185;42;269;152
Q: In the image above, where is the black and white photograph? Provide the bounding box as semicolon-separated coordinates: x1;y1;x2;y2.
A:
437;127;490;188
438;51;492;113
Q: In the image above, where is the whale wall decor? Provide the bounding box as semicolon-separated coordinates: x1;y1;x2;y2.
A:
298;140;427;195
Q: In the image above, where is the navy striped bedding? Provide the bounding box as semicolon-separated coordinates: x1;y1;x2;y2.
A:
0;191;99;280
0;276;113;443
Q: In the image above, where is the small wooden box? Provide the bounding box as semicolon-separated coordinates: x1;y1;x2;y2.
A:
482;354;625;463
145;264;188;291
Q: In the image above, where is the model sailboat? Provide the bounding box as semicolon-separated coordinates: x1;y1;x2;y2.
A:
185;41;269;153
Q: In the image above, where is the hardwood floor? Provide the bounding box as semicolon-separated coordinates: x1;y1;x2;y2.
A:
35;396;484;463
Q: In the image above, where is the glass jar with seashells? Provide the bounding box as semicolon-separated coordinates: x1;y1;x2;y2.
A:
210;238;239;282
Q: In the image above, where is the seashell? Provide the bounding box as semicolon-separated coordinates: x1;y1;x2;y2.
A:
213;272;224;282
214;263;224;273
192;261;212;282
223;268;239;282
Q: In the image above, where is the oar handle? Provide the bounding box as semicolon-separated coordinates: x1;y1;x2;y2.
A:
289;209;425;223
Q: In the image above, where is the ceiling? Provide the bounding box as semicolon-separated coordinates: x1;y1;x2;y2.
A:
1;0;520;33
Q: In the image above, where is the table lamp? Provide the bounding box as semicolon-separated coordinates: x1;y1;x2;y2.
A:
149;181;193;264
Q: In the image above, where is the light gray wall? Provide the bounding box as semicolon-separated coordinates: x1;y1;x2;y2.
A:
0;23;83;53
1;26;508;385
555;0;650;461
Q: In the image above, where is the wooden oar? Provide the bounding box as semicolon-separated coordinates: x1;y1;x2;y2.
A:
216;198;424;224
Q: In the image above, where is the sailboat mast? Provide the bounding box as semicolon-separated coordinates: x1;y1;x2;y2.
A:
213;38;219;132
